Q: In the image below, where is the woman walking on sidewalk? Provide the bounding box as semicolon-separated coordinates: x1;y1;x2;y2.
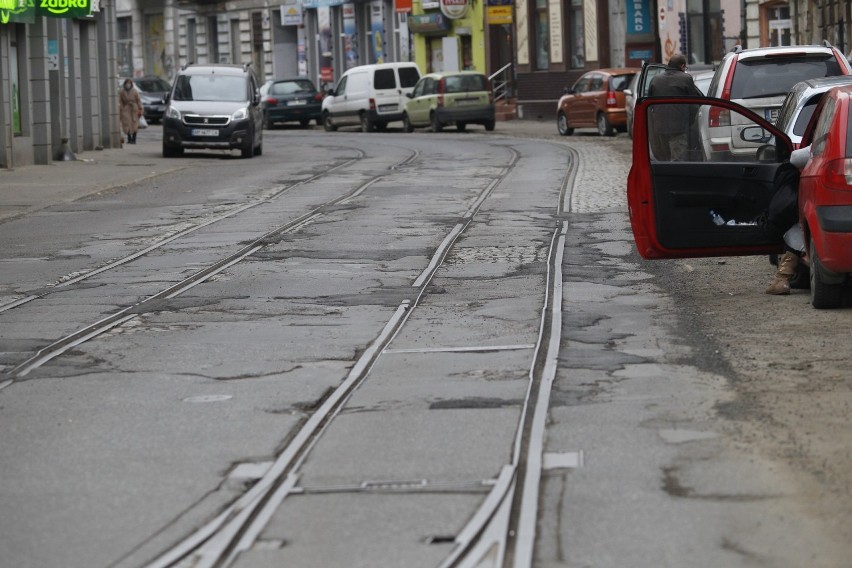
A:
119;78;143;144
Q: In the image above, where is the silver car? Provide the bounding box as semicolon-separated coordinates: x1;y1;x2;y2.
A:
774;75;852;148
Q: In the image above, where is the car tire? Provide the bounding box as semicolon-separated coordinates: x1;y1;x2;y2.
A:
557;112;573;136
254;140;263;156
483;120;495;132
241;128;254;159
360;112;375;133
264;116;274;130
431;112;443;133
809;238;843;309
323;112;337;132
403;114;415;133
162;139;182;157
299;119;311;128
375;122;388;131
457;122;467;132
597;113;615;136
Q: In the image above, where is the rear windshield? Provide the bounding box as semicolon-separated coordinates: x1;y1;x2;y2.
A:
270;80;315;95
609;74;634;92
172;75;248;102
398;67;421;88
731;55;844;99
444;74;488;93
135;78;171;92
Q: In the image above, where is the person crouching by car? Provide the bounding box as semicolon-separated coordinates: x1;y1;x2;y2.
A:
120;78;142;144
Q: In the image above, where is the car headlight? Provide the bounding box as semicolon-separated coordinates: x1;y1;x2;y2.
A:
165;106;181;120
232;107;248;120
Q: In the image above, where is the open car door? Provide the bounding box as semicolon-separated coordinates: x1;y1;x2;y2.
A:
627;96;795;259
636;63;667;97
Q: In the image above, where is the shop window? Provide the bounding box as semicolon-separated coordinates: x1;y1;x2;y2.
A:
9;25;24;136
534;0;549;69
568;0;584;68
461;35;473;70
117;17;133;78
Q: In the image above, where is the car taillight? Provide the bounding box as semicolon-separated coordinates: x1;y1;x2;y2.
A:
437;78;445;107
823;158;852;190
264;97;278;106
368;98;376;111
606;90;617;107
709;107;731;127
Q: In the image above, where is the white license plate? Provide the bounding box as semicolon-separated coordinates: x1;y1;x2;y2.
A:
192;128;219;137
457;99;480;106
287;100;307;106
378;104;397;112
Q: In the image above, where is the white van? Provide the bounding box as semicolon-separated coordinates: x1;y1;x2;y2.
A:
322;62;421;132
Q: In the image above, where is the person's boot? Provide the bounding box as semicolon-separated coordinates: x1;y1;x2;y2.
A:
130;132;136;144
765;251;799;295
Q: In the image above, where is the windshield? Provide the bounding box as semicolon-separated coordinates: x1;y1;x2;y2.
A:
172;75;248;102
269;80;315;95
731;56;844;100
135;78;171;92
444;74;487;93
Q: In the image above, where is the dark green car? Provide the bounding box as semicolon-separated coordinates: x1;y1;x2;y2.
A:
403;72;496;133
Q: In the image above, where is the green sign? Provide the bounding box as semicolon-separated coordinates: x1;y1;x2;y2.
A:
38;0;91;18
1;0;35;24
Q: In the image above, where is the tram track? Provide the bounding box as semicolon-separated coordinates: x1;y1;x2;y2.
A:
139;141;578;568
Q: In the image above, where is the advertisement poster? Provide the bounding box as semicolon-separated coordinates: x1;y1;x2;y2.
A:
343;3;358;69
370;1;385;64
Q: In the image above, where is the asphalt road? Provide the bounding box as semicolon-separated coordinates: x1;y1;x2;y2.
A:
0;123;849;568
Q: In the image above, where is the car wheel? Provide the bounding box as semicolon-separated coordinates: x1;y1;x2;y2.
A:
597;113;615;136
809;238;843;309
457;121;467;132
323;112;337;132
431;112;443;133
360;113;375;133
162;139;182;157
254;140;263;156
557;112;573;136
403;113;414;133
241;128;254;159
299;119;311;128
374;122;388;131
483;120;495;132
264;116;274;130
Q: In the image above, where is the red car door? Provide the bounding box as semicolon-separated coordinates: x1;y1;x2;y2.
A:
627;96;794;259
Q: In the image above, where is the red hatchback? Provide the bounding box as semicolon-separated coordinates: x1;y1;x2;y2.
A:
627;90;852;308
557;68;639;137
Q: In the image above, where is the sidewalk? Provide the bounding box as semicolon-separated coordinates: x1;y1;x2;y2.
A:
0;128;188;223
0;120;561;224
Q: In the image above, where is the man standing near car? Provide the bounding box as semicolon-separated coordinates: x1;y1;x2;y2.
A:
647;54;704;160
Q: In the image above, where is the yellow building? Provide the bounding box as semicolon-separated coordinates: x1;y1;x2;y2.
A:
410;0;487;74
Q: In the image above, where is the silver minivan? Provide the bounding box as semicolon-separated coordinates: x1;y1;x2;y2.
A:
321;62;421;132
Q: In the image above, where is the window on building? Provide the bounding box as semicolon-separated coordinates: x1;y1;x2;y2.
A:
208;16;220;63
117;16;133;78
534;0;549;69
568;0;584;68
231;19;242;65
186;19;197;64
767;5;791;47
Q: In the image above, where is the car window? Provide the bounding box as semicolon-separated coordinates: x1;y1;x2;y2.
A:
730;55;845;100
573;76;590;93
444;74;486;93
609;74;633;92
645;101;777;163
791;96;823;136
693;75;712;95
398;67;421;88
172;74;248;102
588;75;604;91
270;80;316;95
423;77;436;95
135;78;171;92
412;79;426;98
811;96;836;156
374;69;396;89
335;76;348;96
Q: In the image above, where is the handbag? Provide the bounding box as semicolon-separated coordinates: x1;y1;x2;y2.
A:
138;114;148;129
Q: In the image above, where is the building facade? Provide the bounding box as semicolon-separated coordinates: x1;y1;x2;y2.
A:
1;1;121;169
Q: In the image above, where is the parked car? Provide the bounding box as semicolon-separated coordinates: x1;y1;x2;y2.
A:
627;89;852;309
557;68;639;137
132;76;171;124
775;75;852;148
402;71;495;133
699;43;851;161
260;77;323;128
321;62;421;132
162;63;263;158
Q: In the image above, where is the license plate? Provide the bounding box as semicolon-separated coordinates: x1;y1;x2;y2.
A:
287;100;307;106
457;99;480;106
191;129;219;137
378;104;397;112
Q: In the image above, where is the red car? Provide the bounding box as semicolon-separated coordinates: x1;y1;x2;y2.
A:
627;90;852;309
557;68;639;137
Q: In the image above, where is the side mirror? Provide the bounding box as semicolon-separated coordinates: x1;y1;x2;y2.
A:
790;146;811;170
406;93;413;98
740;125;772;144
624;88;633;96
326;89;336;97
